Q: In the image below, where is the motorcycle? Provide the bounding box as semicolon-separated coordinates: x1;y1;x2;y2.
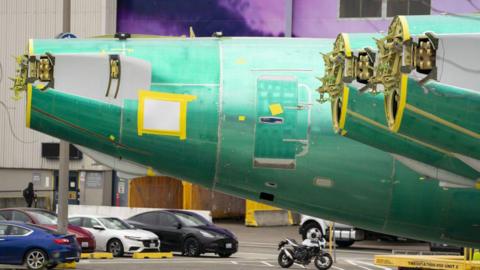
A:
277;237;333;269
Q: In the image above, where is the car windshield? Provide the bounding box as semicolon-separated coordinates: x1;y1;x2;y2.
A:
174;212;210;227
99;218;131;230
27;211;58;225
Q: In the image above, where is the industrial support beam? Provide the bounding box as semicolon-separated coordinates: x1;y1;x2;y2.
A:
62;0;71;33
57;140;70;234
284;0;293;37
57;0;71;235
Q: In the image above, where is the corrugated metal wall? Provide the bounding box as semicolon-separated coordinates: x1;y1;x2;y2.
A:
190;185;245;218
129;176;184;209
0;0;116;170
71;0;116;38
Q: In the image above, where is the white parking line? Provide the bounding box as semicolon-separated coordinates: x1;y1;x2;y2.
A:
242;241;277;246
346;259;373;270
262;261;273;267
357;261;392;270
79;259;279;265
262;261;274;267
294;262;306;268
237;251;277;256
332;265;346;270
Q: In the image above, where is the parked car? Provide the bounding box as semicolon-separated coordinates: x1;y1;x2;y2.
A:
68;215;159;257
0;221;80;270
0;208;95;253
127;210;238;257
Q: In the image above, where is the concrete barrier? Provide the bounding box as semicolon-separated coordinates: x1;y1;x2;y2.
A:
67;205;212;222
83;252;114;259
245;200;293;226
57;262;76;269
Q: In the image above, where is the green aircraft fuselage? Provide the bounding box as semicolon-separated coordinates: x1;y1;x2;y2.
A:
27;37;480;248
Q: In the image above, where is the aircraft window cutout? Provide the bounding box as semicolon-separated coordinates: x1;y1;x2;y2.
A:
259;117;284;124
137;90;196;140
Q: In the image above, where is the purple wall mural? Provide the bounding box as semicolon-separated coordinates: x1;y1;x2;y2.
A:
117;0;480;38
117;0;285;37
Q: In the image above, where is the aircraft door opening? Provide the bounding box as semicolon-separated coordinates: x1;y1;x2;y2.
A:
253;75;309;169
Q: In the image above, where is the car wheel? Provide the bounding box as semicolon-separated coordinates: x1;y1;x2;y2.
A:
25;249;48;270
218;252;233;258
183;237;201;257
336;240;355;248
302;222;323;240
107;239;124;257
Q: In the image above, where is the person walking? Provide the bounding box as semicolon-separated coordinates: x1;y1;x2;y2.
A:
23;182;36;208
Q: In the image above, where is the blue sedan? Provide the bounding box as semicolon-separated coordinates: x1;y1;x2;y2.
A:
0;221;80;270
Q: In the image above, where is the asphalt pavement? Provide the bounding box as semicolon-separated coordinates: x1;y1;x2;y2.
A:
1;222;432;270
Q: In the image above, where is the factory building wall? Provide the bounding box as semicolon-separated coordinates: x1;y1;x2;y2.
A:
293;0;480;38
79;171;113;206
0;168;54;209
71;0;117;38
0;0;117;207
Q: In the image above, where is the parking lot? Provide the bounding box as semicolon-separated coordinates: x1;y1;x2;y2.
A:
1;222;430;270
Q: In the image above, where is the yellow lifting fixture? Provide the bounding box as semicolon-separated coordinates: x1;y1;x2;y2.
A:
375;248;480;270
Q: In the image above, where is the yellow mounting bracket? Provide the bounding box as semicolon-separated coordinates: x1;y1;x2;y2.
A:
369;16;413;96
10;51;55;101
317;33;353;103
10;55;29;100
355;49;375;84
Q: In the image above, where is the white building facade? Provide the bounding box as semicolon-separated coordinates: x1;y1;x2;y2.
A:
0;0;118;209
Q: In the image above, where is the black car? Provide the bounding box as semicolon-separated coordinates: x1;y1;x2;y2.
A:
127;210;238;257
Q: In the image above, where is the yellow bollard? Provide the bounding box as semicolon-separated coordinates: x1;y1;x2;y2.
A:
328;223;333;255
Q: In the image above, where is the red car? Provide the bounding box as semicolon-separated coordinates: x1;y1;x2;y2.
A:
0;208;95;253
